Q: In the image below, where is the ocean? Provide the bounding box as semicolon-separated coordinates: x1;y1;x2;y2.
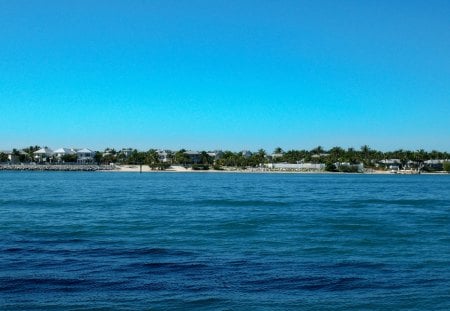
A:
0;172;449;310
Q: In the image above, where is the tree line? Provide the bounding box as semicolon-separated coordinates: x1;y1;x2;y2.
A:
2;145;449;171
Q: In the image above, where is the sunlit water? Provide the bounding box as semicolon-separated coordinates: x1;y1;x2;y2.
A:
1;172;449;310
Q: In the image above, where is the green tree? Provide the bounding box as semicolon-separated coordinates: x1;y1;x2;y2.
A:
325;162;337;172
173;149;190;165
128;150;146;165
329;146;345;163
62;154;77;163
145;149;160;169
200;151;213;165
0;152;8;162
443;162;450;172
93;152;103;164
273;147;283;154
311;146;324;155
360;145;372;166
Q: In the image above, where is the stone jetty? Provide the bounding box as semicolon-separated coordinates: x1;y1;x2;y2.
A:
0;164;116;171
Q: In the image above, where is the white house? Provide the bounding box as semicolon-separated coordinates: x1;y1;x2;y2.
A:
120;148;133;158
77;148;95;164
380;159;402;170
53;148;76;161
157;150;171;163
34;147;54;163
207;150;224;161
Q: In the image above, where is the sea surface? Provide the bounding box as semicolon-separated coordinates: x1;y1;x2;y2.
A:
0;172;449;310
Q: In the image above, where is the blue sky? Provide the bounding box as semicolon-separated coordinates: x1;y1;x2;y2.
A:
1;0;449;152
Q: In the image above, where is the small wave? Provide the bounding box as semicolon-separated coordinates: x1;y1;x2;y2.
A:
0;277;92;292
144;198;290;208
184;296;228;307
243;275;370;292
199;199;290;207
142;261;209;272
327;261;387;270
348;198;445;207
81;247;194;258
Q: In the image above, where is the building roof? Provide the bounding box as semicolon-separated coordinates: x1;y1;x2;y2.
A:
77;148;94;153
184;151;200;155
424;159;444;164
380;159;401;164
54;148;76;154
34;147;53;155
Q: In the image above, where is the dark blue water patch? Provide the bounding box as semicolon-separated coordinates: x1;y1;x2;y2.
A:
142;261;210;272
0;277;94;293
242;275;373;292
182;296;230;309
346;198;448;206
78;247;195;258
128;197;293;208
323;260;388;270
198;199;291;207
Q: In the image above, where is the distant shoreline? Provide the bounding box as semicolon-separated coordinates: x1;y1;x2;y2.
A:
111;165;448;175
1;164;448;175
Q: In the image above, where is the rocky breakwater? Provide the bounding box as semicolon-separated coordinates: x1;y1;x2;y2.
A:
0;164;116;171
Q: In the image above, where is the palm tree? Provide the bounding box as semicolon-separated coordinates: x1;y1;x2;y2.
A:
200;151;212;165
174;149;190;166
311;146;324;155
273;147;283;154
145;149;160;169
329;146;345;163
360;145;371;165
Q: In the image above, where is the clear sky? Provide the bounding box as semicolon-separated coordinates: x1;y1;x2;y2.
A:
1;0;449;152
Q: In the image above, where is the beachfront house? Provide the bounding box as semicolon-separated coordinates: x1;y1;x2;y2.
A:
119;148;133;157
379;159;402;170
54;148;76;162
184;151;201;164
207;150;224;162
34;147;54;163
1;150;28;163
77;148;95;164
424;159;445;171
157;150;171;163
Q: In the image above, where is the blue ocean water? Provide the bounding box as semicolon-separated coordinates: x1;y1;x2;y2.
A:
0;172;449;310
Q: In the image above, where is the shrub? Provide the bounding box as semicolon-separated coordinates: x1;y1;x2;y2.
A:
192;164;210;170
443;162;450;172
338;165;359;173
325;163;337;172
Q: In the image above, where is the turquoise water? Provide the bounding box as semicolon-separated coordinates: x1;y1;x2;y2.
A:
1;172;449;310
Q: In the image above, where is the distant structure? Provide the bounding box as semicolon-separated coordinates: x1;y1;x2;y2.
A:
34;147;54;163
76;148;95;164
